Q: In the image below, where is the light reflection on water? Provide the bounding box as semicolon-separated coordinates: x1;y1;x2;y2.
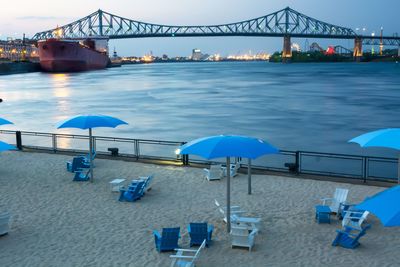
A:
0;62;399;158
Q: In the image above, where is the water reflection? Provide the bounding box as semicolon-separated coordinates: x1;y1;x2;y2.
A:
50;73;71;117
55;130;72;149
51;73;71;98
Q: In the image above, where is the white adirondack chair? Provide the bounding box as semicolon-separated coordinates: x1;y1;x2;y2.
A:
321;188;349;213
231;214;262;232
215;199;246;223
170;239;206;267
221;162;241;177
230;225;258;252
342;210;369;230
203;164;223;181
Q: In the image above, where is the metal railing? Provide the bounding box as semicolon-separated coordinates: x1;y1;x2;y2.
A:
0;130;397;183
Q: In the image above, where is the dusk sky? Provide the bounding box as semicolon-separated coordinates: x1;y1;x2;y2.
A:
1;0;398;56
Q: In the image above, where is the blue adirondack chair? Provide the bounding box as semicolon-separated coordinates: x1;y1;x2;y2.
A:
133;174;154;194
188;222;214;247
153;227;180;252
118;181;145;202
66;156;89;172
82;150;96;163
73;168;90;181
332;224;371;249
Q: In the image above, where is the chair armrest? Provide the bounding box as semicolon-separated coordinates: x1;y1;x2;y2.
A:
170;255;196;259
153;230;161;239
187;225;191;233
174;249;198;252
221;205;241;210
231;210;247;215
208;224;214;232
73;168;84;173
335;229;358;237
344;216;363;220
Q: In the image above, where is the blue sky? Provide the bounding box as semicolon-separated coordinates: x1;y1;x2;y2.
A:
1;0;398;56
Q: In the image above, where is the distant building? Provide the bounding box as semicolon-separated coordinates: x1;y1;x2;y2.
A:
191;49;202;60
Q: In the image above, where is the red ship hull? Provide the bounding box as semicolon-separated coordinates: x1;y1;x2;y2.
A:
38;39;109;72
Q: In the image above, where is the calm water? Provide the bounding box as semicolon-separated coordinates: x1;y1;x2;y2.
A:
0;61;399;157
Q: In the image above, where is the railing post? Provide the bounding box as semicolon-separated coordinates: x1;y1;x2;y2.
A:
16;131;22;150
134;140;139;160
363;156;368;183
52;134;57;153
295;151;300;174
183;154;189;165
180;142;189;165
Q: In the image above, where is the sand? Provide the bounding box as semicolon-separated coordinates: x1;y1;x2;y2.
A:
0;151;399;267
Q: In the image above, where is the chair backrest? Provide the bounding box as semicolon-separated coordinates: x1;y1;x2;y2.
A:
231;162;240;174
230;225;250;245
144;174;154;190
125;181;145;200
334;188;349;203
231;225;248;236
134;181;146;196
161;227;180;248
72;157;84;170
189;223;208;241
353;224;371;244
210;165;223;177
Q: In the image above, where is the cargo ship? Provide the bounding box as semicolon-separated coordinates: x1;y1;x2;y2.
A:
38;38;110;72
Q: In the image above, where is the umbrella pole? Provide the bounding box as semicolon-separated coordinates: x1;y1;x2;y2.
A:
89;128;94;183
398;154;400;184
248;158;252;195
226;157;231;233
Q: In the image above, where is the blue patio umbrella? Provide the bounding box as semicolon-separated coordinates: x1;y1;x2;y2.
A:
0;118;13;126
349;128;400;183
0;141;16;152
179;135;279;232
57;114;128;182
356;185;400;227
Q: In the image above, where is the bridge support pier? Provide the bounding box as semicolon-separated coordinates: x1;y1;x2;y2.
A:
282;35;292;62
353;38;363;62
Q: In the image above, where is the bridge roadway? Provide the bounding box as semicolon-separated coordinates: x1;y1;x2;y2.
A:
32;7;400;60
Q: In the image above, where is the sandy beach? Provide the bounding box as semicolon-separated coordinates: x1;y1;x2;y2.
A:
0;151;399;267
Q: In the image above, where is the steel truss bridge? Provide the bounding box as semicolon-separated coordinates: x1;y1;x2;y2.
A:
32;7;400;58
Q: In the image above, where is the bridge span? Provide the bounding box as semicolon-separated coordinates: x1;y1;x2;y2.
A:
32;7;400;60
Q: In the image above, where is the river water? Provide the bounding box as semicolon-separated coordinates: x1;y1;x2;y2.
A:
0;61;399;158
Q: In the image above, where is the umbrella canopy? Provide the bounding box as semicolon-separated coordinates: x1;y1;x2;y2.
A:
57;114;127;130
356;185;400;227
57;114;128;182
349;128;400;150
180;135;279;160
0;141;16;152
0;118;13;126
349;128;400;183
179;135;279;232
